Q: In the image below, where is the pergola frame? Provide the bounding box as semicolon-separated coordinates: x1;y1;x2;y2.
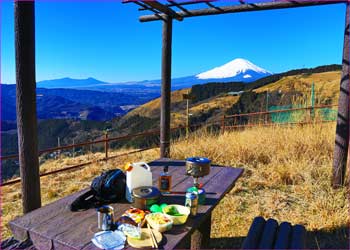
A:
14;0;349;215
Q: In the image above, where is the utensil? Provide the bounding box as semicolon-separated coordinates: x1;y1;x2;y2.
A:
127;228;162;249
97;205;114;231
147;223;155;248
148;223;158;248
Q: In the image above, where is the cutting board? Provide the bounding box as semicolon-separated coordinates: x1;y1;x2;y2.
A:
127;228;162;248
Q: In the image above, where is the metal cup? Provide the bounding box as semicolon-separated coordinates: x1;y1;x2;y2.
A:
97;205;114;231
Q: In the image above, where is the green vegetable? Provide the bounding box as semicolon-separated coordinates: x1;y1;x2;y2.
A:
150;204;161;213
164;206;184;216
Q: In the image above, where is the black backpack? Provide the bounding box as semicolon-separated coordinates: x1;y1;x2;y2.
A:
70;169;126;212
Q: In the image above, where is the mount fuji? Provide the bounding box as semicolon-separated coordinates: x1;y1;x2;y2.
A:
37;58;272;91
128;58;272;90
196;58;272;81
157;58;273;89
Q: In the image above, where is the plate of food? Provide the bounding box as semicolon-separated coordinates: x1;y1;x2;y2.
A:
122;208;148;226
145;212;173;232
162;204;190;225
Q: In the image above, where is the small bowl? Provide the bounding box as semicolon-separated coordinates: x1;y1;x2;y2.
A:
145;212;173;233
162;205;190;225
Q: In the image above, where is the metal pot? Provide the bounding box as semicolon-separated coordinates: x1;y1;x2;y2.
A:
185;157;211;177
132;186;161;210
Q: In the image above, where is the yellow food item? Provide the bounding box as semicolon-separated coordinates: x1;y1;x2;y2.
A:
148;213;171;225
123;208;146;224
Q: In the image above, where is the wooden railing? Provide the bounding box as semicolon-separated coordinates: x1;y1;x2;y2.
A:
1;104;337;186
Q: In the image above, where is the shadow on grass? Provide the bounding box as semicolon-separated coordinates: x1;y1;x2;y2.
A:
207;225;349;249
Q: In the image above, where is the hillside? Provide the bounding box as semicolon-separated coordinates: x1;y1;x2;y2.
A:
120;69;341;131
2;123;348;248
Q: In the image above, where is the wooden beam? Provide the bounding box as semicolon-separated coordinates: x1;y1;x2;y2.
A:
143;1;183;21
333;3;350;188
140;0;347;22
15;0;41;213
160;16;173;158
138;1;210;10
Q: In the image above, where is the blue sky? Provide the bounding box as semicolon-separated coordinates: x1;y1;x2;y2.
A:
1;0;347;84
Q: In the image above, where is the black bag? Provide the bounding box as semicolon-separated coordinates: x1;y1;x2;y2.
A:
70;169;126;212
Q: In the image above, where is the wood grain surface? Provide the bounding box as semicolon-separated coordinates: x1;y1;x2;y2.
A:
9;159;243;250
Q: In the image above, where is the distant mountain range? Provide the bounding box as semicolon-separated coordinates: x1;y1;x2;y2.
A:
1;85;158;122
36;58;272;91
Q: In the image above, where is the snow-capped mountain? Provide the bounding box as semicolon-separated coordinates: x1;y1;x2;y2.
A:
196;58;272;81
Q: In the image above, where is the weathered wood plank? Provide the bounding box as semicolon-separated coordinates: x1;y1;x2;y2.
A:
142;1;183;21
30;166;166;249
83;166;242;250
9;160;243;250
53;164;183;249
164;167;243;249
140;0;346;22
9;189;88;241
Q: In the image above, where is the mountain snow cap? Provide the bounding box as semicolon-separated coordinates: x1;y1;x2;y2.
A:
196;58;271;79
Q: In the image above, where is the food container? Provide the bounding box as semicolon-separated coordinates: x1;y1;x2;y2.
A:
145;213;173;233
162;204;190;225
185;157;211;177
132;186;161;210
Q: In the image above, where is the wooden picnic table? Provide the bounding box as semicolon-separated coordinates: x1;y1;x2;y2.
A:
9;158;243;250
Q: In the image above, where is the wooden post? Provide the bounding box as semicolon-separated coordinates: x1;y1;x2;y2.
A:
104;132;109;160
190;213;212;249
221;115;225;133
57;137;61;158
72;139;75;158
186;97;189;138
160;16;172;158
15;0;41;213
333;3;350;188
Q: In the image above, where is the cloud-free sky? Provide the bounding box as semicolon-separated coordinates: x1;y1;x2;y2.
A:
1;0;347;84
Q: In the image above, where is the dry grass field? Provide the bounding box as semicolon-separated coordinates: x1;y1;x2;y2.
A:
1;122;349;249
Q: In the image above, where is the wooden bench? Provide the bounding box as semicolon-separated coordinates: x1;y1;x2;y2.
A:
242;216;306;249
